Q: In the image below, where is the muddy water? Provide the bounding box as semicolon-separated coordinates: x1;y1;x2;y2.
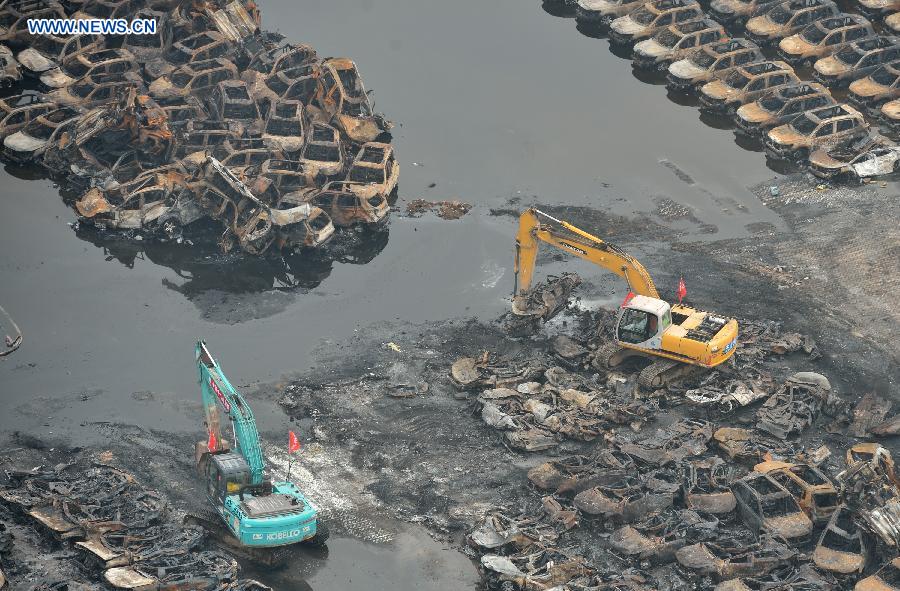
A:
0;0;788;586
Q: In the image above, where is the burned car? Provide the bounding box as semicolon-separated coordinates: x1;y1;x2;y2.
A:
300;121;345;181
40;48;136;89
284;180;390;226
813;505;870;575
0;44;20;86
120;8;173;61
46;72;140;108
856;0;900;17
609;0;705;46
206;80;262;129
709;0;780;27
753;460;839;523
814;36;900;87
313;58;391;143
144;30;231;80
197;157;334;254
262;99;305;152
808;135;897;179
633;19;727;71
745;0;840;46
156;95;207;129
855;557;900;590
16;33;103;77
882;97;900;131
2;105;81;162
734;82;834;135
667;39;764;91
575;0;645;27
70;0;139;20
257;158;312;194
0;0;66;44
888;12;900;35
344;141;399;199
148;58;238;99
777;15;875;66
699;60;799;114
848;62;900;113
765;103;869;160
0;93;55;139
732;473;813;542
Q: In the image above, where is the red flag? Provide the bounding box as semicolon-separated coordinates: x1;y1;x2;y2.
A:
207;430;217;452
621;291;635;308
288;431;301;454
676;278;687;304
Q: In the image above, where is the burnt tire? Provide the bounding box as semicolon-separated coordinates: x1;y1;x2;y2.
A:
308;521;329;547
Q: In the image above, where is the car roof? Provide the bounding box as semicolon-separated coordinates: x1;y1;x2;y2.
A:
742;61;792;75
809;104;859;121
675;18;720;33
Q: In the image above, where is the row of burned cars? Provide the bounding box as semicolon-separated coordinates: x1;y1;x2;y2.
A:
0;0;398;255
573;0;900;180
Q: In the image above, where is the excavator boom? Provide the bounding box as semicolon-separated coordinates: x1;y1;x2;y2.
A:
514;208;658;313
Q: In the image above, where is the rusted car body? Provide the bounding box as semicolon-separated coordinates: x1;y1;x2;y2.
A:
121;8;173;61
197;157;334;254
609;0;705;46
813;505;870;575
765;103;869;160
46;72;140;108
753;460;839;523
0;44;19;86
667;39;764;91
144;30;231;80
731;472;813;542
206;80;262;129
709;0;779;27
2;105;81;162
734;82;833;135
156;95;207;128
856;0;900;17
808;134;895;179
0;93;55;139
344;141;399;200
633;19;727;70
676;539;797;580
262;99;305;152
699;60;799;113
313;58;390;143
777;15;875;65
283;180;390;226
849;62;900;112
219;148;278;171
814;36;900;87
148;58;238;99
40;47;136;89
682;458;737;514
70;0;137;20
16;33;103;76
257;158;312;194
745;0;840;46
882;97;900;131
300;121;344;180
575;0;644;27
0;0;66;44
249;43;317;75
887;12;900;35
243;62;321;108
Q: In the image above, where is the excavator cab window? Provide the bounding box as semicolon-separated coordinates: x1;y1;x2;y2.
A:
618;308;662;344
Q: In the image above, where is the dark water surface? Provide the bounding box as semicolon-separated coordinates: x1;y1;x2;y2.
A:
0;0;784;586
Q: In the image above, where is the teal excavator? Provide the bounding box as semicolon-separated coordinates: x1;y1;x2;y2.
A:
187;340;327;563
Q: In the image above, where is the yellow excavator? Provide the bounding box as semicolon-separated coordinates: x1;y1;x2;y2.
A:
513;208;739;387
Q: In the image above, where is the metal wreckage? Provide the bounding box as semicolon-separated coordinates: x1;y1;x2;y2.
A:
451;275;900;591
0;0;397;256
0;459;272;590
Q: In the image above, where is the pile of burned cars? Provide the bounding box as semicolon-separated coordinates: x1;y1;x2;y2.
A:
0;0;397;256
451;305;900;590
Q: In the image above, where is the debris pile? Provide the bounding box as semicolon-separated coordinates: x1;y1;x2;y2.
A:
0;459;269;590
450;296;900;590
0;0;397;256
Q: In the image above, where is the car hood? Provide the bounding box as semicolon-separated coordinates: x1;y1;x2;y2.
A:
746;16;782;37
669;59;706;79
882;99;900;119
768;125;806;145
808;147;844;169
812;545;865;575
39;68;75;89
736;102;771;123
779;35;813;55
710;0;740;13
815;56;847;76
702;79;738;100
17;48;56;73
4;131;47;153
859;0;892;7
764;515;812;540
611;17;645;35
634;39;669;58
849;78;887;98
577;0;616;10
148;77;176;97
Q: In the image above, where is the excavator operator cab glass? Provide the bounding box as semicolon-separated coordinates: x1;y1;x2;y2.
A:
617;307;663;345
208;452;251;501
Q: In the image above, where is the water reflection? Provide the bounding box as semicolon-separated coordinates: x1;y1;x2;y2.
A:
541;0;577;18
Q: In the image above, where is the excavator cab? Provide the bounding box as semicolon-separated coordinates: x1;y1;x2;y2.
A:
205;452;251;504
616;295;671;351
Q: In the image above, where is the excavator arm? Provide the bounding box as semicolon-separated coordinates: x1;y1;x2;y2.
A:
197;340;266;485
513;208;659;313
